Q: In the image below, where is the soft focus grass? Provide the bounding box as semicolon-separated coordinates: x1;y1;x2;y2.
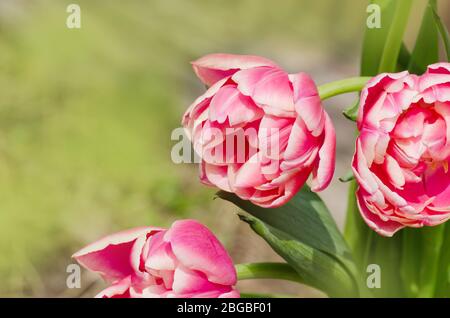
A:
0;0;370;296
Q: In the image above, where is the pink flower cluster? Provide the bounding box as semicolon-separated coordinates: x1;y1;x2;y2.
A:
74;54;450;298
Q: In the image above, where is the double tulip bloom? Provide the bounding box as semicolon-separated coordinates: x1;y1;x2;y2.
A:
183;54;336;208
73;220;239;298
353;63;450;236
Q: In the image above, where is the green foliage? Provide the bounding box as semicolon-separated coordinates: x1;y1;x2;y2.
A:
431;3;450;60
219;187;361;297
408;0;439;74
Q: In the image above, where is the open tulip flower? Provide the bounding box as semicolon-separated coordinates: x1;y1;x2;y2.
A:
182;53;336;208
353;63;450;237
73;220;239;298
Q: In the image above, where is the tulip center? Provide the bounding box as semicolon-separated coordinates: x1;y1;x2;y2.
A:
389;102;449;172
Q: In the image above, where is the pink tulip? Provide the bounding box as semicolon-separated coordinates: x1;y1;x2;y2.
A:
183;53;336;208
353;63;450;237
73;220;239;298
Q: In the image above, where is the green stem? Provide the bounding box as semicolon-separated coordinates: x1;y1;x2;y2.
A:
236;262;304;285
344;180;368;266
318;77;371;101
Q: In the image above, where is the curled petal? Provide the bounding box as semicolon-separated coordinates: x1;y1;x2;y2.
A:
166;220;237;286
233;67;295;117
172;266;229;296
95;276;131;298
144;231;177;272
73;227;160;282
192;53;277;86
310;113;336;192
427;62;450;75
356;190;405;237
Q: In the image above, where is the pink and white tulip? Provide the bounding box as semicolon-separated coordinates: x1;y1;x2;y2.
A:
183;53;336;208
73;220;239;298
353;63;450;237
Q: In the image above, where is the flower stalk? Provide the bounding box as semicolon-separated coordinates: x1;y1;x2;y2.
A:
236;263;304;285
318;77;371;101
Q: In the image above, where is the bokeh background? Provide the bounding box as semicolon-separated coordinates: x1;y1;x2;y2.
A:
0;0;449;297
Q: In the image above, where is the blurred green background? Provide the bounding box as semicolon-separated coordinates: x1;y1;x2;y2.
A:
0;0;448;297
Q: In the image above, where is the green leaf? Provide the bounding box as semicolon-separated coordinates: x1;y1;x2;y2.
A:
408;0;439;74
398;42;412;70
370;234;404;297
339;170;355;183
400;229;421;297
431;3;450;61
361;0;397;76
218;186;362;297
378;0;413;72
401;225;446;298
344;181;371;267
417;225;446;297
237;214;356;297
435;224;450;297
343;99;360;121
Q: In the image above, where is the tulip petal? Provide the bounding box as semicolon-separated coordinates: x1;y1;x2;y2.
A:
73;227;160;282
192;53;277;86
209;85;263;126
356;190;405;237
172;265;226;295
310;113;336;192
202;163;232;192
145;231;177;272
233;67;295;117
95;276;131;298
166;220;236;286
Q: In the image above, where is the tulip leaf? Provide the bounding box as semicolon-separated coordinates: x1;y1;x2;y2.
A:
408;0;439;74
378;0;413;72
339;170;355;183
236;214;357;297
217;186;362;297
431;2;450;61
361;0;396;75
343;99;359;121
398;43;412;70
435;224;450;297
362;0;413;74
